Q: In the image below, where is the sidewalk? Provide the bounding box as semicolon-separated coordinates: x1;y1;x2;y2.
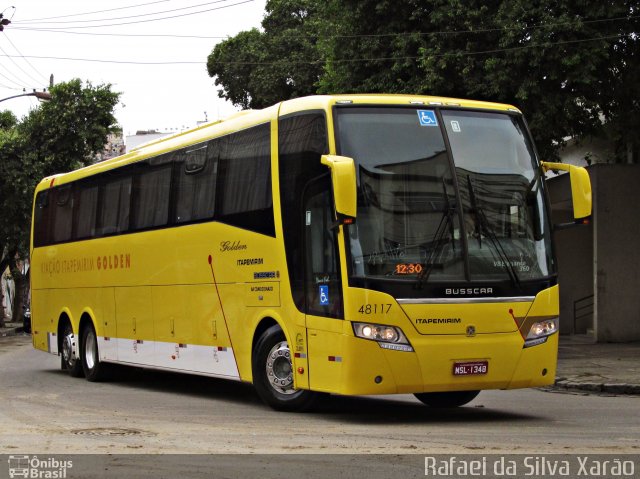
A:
0;321;24;337
1;322;638;395
555;334;640;395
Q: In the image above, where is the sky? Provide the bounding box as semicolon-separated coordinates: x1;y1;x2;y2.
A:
0;0;267;137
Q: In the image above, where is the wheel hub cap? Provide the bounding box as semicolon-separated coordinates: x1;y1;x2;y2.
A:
265;341;295;395
62;333;76;365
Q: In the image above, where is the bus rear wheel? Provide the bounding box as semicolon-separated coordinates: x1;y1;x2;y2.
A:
414;390;480;408
61;322;84;378
81;323;109;382
252;325;318;411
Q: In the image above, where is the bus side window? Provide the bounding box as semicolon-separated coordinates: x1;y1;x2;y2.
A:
132;165;172;230
52;185;74;243
33;190;51;247
174;140;218;224
99;176;132;236
75;183;99;240
216;124;274;237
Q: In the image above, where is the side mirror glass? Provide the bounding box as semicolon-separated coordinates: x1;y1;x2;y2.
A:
541;161;592;219
320;155;357;224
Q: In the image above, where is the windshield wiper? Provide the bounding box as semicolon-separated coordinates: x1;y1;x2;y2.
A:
415;178;455;289
466;175;521;289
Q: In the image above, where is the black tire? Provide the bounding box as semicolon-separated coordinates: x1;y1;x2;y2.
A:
81;323;110;382
22;310;31;334
414;390;480;408
252;325;319;411
60;322;84;378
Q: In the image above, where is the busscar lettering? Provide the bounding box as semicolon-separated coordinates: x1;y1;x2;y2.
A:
416;318;462;325
445;288;493;296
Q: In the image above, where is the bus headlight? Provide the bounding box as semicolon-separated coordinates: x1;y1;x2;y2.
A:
353;322;414;352
524;317;558;348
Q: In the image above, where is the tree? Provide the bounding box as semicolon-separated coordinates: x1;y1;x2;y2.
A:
206;0;323;109
0;79;120;326
318;0;639;161
207;0;639;162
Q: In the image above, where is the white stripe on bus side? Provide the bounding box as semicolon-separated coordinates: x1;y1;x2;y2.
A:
97;337;240;380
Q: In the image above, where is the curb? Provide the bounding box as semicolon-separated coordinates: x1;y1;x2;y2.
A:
554;377;640;395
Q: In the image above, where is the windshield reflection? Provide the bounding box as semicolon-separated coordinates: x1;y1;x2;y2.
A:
336;107;554;286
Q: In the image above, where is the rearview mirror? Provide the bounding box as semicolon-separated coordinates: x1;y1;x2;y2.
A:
541;162;592;219
321;155;357;224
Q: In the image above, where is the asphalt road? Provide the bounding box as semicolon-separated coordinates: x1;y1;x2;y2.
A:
1;334;639;458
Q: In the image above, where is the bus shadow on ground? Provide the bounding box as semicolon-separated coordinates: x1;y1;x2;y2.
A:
313;394;538;424
47;365;538;424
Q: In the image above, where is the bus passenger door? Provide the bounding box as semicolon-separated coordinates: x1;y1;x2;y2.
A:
303;175;345;392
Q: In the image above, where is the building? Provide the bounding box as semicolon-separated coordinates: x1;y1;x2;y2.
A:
95;131;126;163
125;130;172;153
549;154;640;343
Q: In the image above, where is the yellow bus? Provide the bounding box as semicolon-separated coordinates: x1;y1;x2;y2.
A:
30;95;591;411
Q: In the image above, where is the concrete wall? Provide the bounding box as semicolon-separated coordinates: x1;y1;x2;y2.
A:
549;164;640;342
591;166;640;342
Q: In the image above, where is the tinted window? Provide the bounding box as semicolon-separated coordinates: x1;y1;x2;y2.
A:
216;124;274;236
278;113;329;313
75;183;99;239
33;190;51;247
132;165;172;230
99;176;132;236
174;141;218;224
52;185;74;243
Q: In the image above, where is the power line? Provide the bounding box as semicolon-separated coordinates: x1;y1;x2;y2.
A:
0;66;26;89
14;0;254;29
18;0;171;22
9;13;636;38
0;83;22;90
9;27;229;39
0;33;626;66
0;42;40;88
2;33;49;84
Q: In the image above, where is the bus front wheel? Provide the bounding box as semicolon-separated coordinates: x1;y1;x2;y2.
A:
252;325;318;411
414;390;480;408
81;323;109;382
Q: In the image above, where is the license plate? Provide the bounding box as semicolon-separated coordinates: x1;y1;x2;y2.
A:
453;361;488;376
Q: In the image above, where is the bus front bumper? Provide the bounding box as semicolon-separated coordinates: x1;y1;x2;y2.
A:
309;331;558;396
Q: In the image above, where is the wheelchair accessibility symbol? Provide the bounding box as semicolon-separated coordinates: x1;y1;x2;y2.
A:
417;110;438;126
319;285;329;306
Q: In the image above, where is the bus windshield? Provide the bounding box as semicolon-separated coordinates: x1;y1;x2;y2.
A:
335;107;554;287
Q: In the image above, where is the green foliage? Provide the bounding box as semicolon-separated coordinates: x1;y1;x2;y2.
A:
0;110;17;130
206;0;323;109
207;0;639;162
0;79;120;258
318;0;637;161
